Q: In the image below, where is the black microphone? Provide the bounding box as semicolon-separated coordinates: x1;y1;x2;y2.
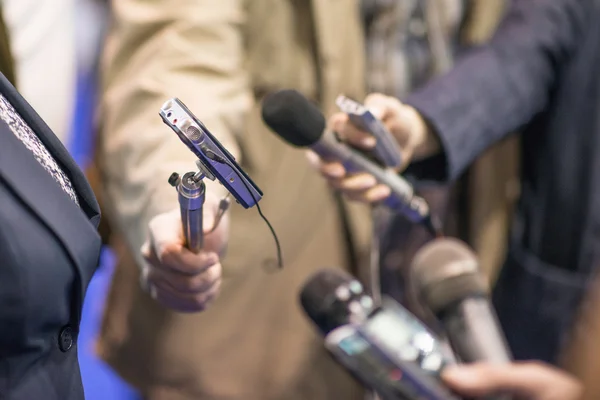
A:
411;238;512;364
261;89;442;237
300;269;459;400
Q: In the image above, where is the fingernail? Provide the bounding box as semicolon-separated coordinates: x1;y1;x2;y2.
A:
365;175;378;187
305;151;320;167
329;165;345;178
140;242;150;257
375;185;391;198
442;366;473;382
368;106;384;119
361;136;376;147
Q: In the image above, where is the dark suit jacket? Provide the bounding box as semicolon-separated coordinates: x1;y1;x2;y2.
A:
0;73;102;399
405;0;600;363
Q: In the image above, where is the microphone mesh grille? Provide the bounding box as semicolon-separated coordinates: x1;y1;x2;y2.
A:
261;90;326;147
185;125;202;142
411;238;488;314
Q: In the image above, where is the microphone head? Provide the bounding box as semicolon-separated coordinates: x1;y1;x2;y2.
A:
299;269;374;335
411;238;489;315
261;89;326;147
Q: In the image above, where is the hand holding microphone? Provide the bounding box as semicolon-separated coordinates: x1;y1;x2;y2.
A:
442;362;582;400
140;187;227;313
299;268;459;400
411;238;583;400
139;95;273;313
261;90;442;235
411;238;512;365
308;93;442;205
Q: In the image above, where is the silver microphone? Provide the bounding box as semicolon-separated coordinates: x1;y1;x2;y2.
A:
169;171;205;253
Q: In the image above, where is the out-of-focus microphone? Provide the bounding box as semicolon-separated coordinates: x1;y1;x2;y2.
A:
412;238;512;364
300;269;459;400
261;89;442;237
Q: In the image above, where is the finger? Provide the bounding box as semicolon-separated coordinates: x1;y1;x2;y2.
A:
150;277;222;313
306;150;348;179
305;150;322;169
319;161;347;179
329;173;377;192
345;184;391;204
149;205;223;258
143;239;219;276
147;262;222;294
149;269;219;300
442;364;527;397
160;248;219;275
338;123;376;149
331;112;376;149
141;240;152;260
364;93;399;121
441;362;572;399
328;183;390;204
148;209;185;258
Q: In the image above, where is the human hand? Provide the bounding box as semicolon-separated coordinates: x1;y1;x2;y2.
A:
307;93;439;204
140;190;228;313
441;362;583;400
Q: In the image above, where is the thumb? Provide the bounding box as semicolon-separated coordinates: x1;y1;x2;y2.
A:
202;191;227;235
442;363;561;399
147;208;185;257
201;193;229;255
364;93;400;121
202;205;217;235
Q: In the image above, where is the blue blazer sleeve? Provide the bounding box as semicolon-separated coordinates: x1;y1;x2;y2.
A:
405;0;589;181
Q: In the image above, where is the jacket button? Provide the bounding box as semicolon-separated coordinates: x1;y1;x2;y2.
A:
58;326;74;352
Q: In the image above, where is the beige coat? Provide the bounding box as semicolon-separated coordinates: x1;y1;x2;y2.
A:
97;1;370;399
94;0;514;399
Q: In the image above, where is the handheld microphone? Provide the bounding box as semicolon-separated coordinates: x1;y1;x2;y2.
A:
336;95;403;168
261;89;442;237
300;269;459;400
168;172;205;253
160;98;285;269
411;238;512;364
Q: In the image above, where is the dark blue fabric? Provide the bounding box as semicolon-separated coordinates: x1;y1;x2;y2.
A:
0;71;101;399
405;0;600;363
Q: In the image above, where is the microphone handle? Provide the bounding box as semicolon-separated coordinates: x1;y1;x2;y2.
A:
313;133;433;229
178;172;206;253
441;298;512;364
441;298;513;400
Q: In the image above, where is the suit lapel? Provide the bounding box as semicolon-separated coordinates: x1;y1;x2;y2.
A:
0;73;100;223
0;73;101;326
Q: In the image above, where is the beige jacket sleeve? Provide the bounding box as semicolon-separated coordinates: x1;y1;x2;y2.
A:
99;0;251;263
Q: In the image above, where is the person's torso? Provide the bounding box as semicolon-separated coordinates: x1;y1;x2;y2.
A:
517;2;600;274
0;74;101;399
99;2;369;399
223;0;371;275
490;0;600;364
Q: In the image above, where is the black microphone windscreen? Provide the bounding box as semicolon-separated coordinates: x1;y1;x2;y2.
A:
411;238;488;314
261;89;326;147
299;269;365;335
